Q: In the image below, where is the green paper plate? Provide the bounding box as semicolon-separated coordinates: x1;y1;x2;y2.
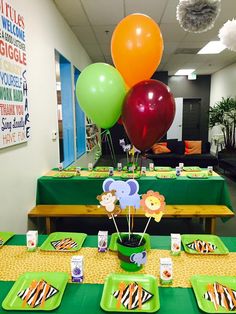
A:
0;231;14;247
109;233;151;252
88;172;109;179
64;166;77;171
181;234;229;255
121;173;140;179
2;271;68;311
100;273;160;313
94;166;110;172
156;173;176;179
154;167;172;172
187;172;208;179
183;167;202;172
190;275;236;313
53;172;75;178
123;166;140;172
40;232;87;252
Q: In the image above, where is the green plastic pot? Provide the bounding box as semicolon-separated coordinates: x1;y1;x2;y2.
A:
117;234;147;272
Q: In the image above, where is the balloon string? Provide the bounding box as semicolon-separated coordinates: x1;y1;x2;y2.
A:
108;131;117;164
100;129;107;136
106;130;116;165
106;131;116;165
139;154;143;175
139;217;152;245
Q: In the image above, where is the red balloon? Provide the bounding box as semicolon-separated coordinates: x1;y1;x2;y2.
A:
122;80;176;151
117;116;123;125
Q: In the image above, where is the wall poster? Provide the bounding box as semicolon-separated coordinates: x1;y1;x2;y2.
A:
0;0;29;148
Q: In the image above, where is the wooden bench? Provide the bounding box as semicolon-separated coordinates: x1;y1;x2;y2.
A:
28;204;234;234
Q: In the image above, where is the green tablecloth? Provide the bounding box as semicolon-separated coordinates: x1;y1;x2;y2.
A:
36;175;233;209
1;235;236;314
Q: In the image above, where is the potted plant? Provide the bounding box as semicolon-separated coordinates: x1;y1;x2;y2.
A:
209;97;236;157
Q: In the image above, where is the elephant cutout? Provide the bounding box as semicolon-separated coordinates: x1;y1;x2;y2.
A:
102;178;140;209
130;251;147;266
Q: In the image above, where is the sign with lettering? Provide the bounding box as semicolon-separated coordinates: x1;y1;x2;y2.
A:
0;0;29;148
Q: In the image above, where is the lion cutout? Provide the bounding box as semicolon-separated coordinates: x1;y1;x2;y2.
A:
140;190;165;222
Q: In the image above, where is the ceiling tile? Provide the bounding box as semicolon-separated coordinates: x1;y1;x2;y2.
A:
104;55;113;64
91;55;106;63
54;0;89;26
81;0;124;25
71;26;97;44
182;26;219;42
217;0;236;23
160;23;187;42
161;0;179;23
163;42;179;54
100;43;111;56
81;43;103;58
93;25;116;44
125;0;167;23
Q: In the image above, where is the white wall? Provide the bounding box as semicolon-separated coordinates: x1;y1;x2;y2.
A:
209;62;236;152
210;62;236;106
0;0;91;232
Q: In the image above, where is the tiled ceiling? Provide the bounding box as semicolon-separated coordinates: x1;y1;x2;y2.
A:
54;0;236;75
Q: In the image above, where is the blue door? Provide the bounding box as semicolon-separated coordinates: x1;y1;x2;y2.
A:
59;55;75;167
74;68;86;158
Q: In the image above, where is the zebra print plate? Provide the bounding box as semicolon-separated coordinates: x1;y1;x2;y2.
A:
191;275;236;313
2;272;68;311
100;273;160;312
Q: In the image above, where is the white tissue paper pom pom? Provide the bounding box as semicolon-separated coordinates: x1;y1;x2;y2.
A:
219;19;236;52
177;0;221;33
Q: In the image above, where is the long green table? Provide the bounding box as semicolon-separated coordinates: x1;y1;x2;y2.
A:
36;174;233;210
1;235;236;314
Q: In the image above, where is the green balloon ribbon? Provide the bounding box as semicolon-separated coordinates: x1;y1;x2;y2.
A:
76;63;127;129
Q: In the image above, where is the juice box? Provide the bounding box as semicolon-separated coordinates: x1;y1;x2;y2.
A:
117;163;122;171
176;166;181;176
71;256;84;283
160;257;173;285
58;162;63;171
26;230;38;252
76;167;81;175
98;231;108;252
88;163;93;171
208;166;213;176
141;166;146;175
149;163;154;171
171;233;181;256
109;167;114;176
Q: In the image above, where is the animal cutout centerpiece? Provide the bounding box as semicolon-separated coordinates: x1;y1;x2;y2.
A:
97;178;165;271
96;190;120;219
138;190;166;245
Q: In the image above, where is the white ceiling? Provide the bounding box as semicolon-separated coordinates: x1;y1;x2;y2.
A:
54;0;236;75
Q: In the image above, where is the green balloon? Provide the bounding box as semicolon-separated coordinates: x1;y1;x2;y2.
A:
76;63;126;129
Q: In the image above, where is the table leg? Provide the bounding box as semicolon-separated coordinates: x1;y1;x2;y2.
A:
205;218;216;234
45;217;51;234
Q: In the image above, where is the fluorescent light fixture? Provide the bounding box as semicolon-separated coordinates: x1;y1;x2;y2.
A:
175;69;195;75
198;41;225;54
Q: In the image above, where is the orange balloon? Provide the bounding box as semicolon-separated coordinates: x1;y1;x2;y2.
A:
111;14;164;88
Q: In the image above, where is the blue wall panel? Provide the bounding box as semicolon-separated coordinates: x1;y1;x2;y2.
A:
74;68;86;158
60;56;75;167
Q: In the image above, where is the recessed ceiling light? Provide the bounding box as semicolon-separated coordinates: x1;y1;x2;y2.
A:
175;69;195;75
198;41;225;54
